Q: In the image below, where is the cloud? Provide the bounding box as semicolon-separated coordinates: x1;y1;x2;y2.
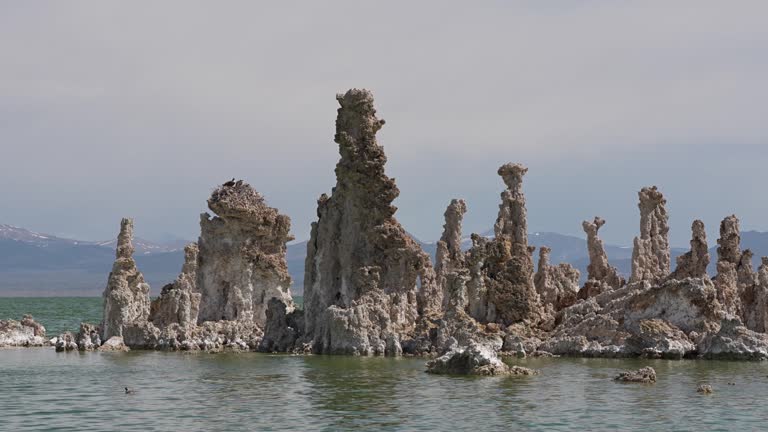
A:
1;1;766;247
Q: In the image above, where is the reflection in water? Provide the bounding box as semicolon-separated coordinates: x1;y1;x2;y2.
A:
1;349;768;431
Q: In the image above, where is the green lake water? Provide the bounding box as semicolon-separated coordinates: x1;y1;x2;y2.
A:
1;298;768;431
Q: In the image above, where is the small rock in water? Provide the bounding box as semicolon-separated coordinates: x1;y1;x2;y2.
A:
696;384;713;394
613;366;656;383
426;342;539;376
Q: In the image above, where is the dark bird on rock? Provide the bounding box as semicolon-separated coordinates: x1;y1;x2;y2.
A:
235;180;243;187
224;178;236;187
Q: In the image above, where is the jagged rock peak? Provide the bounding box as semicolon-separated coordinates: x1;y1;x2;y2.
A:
717;215;741;265
303;89;435;355
149;242;201;328
197;181;294;325
435;199;468;310
630;186;670;284
332;88;398;223
671;219;710;279
534;246;579;311
494;163;529;244
116;217;134;258
714;215;744;316
437;199;467;269
582;216;624;289
101;218;151;340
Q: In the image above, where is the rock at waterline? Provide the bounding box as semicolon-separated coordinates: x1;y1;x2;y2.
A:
426;342;539;376
697;384;713;394
613;366;657;383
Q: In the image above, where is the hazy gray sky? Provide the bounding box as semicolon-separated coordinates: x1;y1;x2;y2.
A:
2;1;767;247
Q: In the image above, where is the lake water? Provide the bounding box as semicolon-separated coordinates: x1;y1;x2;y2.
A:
2;298;768;431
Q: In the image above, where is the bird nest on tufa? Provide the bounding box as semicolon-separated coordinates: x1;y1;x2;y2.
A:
208;180;268;216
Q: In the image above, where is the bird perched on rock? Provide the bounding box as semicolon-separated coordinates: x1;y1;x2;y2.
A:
224;178;236;187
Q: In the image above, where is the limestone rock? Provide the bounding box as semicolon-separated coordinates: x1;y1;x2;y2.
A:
624;319;695;359
630;187;670;284
54;332;78;352
670;220;710;279
149;243;201;328
75;323;101;351
101;218;151;340
534;246;579;311
545;277;722;358
98;336;129;352
466;163;543;326
697;316;768;360
580;217;624;297
303;89;435;355
714;216;745;316
744;257;768;332
0;315;47;347
258;297;304;353
614;366;656;383
197;181;294;325
426;341;534;376
697;384;713;394
435;199;468;312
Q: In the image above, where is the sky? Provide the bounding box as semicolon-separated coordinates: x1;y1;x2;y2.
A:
2;1;767;247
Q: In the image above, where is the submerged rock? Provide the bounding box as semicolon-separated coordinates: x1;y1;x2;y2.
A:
302;89;435;355
0;315;47;347
197;181;294;326
101;218;151;340
614;366;657;383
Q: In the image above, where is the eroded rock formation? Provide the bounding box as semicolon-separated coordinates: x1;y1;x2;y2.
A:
302;89;435;355
534;246;579;311
426;341;538;376
435;199;468;311
580;217;624;299
197;181;294;326
0;315;46;347
465;163;543;326
149;243;201;328
714;215;744;316
630;187;670;284
101;218;151;340
670;220;710;279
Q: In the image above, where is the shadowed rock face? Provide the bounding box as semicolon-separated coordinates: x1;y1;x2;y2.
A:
197;181;294;326
670;220;710;279
630;186;670;284
303;89;435;355
435;199;467;311
101;218;151;340
466;163;543;326
149;243;201;328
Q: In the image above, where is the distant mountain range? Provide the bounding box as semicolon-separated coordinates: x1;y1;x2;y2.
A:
3;223;768;296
